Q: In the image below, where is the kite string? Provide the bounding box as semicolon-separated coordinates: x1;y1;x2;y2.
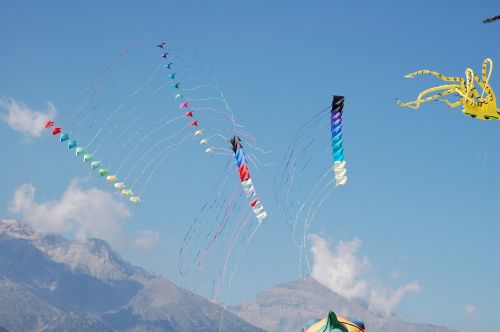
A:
274;105;330;196
178;159;235;284
179;160;233;272
94;81;168;156
85;63;163;150
218;219;262;332
122;125;188;182
62;43;135;126
115;115;184;175
301;179;335;275
215;212;251;299
136;139;188;195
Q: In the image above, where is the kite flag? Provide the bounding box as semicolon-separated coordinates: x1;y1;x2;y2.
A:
75;147;85;156
331;96;347;186
91;161;101;170
106;175;117;184
59;133;69;142
230;135;267;223
83;154;93;163
68;140;77;149
130;196;141;205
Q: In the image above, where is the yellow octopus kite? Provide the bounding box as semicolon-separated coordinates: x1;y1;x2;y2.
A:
397;58;500;120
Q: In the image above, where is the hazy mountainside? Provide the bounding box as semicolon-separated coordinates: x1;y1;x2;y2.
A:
0;276;111;332
230;277;459;332
0;219;262;332
0;219;149;282
0;219;457;332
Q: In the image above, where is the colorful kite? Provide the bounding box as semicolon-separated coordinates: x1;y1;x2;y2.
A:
274;96;349;276
331;96;347;186
397;58;499;120
230;135;267;223
44;40;267;214
44;119;142;205
303;311;365;332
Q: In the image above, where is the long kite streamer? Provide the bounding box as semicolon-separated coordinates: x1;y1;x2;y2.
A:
230;135;267;223
331;95;347;186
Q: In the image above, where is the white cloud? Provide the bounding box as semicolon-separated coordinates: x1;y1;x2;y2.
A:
133;230;160;251
0;97;56;138
309;234;421;316
310;235;369;299
369;282;421;316
465;303;476;317
9;180;131;250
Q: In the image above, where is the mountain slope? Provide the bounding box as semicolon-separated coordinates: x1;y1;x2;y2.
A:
0;219;457;332
230;276;458;332
102;278;260;332
0;275;112;332
0;219;262;332
0;230;143;314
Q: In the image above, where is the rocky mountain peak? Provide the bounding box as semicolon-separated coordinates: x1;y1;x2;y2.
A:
230;276;459;332
0;219;150;282
0;219;37;240
0;219;264;332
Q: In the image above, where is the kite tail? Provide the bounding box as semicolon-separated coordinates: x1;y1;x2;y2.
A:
331;96;347;186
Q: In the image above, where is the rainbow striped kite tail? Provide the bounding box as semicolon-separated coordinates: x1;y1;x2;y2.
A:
331;95;347;186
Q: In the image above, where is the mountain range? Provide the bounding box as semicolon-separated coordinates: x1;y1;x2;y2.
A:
0;219;259;332
229;277;458;332
0;219;458;332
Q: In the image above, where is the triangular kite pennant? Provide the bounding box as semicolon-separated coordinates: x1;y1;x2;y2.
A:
67;140;77;149
59;133;69;142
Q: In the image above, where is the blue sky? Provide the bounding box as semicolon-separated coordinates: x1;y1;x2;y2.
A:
1;1;499;331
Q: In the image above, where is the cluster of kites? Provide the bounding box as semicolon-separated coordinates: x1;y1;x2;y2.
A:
41;25;499;329
42;42;275;309
43;42;268;224
43;119;142;204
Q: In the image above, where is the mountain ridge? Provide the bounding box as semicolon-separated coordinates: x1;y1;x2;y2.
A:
0;219;457;332
0;219;262;332
229;276;459;332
